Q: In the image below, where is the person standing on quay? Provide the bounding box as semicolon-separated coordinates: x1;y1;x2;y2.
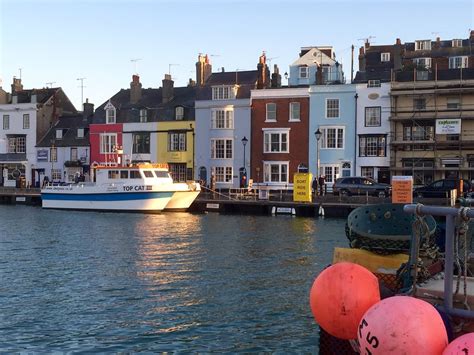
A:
312;176;318;196
318;175;326;196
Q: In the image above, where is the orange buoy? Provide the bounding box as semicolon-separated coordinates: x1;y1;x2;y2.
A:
358;296;448;354
309;262;380;340
443;333;474;354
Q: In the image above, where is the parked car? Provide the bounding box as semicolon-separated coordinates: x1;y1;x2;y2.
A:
332;177;391;197
413;179;472;198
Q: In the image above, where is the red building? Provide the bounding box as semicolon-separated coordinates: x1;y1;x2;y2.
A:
250;87;310;189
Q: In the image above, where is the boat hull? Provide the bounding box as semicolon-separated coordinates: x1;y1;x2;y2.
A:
41;190;174;212
164;190;201;211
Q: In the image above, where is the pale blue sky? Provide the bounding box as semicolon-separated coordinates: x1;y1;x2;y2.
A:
1;0;473;110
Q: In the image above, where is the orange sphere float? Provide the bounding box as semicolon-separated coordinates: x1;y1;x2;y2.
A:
443;333;474;354
309;262;380;340
358;296;448;354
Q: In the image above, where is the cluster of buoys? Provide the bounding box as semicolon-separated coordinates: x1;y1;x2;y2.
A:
308;262;474;354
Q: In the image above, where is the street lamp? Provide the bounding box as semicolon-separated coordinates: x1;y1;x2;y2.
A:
241;136;248;188
314;129;322;179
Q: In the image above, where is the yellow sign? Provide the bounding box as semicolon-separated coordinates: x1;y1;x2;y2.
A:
293;173;313;202
391;176;413;204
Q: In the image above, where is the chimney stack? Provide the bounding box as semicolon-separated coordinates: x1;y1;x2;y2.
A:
271;64;282;88
162;74;174;103
130;75;142;104
358;46;366;71
11;77;23;94
83;98;94;119
257;52;270;89
196;54;212;86
470;30;474;41
396;38;401;45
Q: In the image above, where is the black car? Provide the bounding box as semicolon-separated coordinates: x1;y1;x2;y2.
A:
413;179;472;198
332;177;391;197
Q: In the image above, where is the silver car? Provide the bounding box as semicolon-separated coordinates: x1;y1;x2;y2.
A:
333;177;391;197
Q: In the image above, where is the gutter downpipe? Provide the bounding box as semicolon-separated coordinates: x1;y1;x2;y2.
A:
354;92;358;176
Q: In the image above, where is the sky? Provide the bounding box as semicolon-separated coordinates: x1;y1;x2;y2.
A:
1;0;473;110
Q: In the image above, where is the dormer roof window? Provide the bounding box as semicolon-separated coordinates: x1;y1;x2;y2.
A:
299;66;309;78
104;101;116;124
56;129;63;139
415;40;431;51
175;106;184;120
212;85;236;100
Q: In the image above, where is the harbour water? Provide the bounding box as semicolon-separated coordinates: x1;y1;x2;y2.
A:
0;205;348;352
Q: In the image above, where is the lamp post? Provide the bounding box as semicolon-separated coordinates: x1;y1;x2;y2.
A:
315;129;322;180
241;136;248;187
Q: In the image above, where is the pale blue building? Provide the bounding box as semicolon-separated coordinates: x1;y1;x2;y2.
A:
309;84;357;187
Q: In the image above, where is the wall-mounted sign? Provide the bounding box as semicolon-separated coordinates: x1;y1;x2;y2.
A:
368;93;380;100
37;149;48;161
436;119;461;134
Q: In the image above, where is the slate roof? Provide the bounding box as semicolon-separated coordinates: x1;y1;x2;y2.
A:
15;88;59;104
353;70;392;83
37;113;93;147
93;86;198;124
196;70;259;100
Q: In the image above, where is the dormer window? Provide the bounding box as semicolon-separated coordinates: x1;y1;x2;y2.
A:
175;106;184;120
415;40;431;51
139;109;147;123
104;101;116;124
299;66;308;78
56;129;63;139
452;39;463;48
212;85;235;100
77;128;84;138
381;53;390;62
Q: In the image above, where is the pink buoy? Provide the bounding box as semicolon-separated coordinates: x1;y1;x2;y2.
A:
358;296;448;354
309;262;380;340
443;333;474;354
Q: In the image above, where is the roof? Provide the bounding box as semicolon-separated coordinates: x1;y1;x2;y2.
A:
196;70;259;100
93;85;198;124
14;88;59;104
353;70;392;83
291;47;335;67
37;113;93;147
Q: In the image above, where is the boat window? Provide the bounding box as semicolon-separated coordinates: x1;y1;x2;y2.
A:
108;170;120;179
154;170;169;178
120;170;129;179
130;170;141;179
143;171;154;178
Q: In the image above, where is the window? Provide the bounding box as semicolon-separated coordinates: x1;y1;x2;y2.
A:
452;39;463;48
403;124;434;141
299;66;308;78
367;80;381;88
169;163;187;182
211;138;233;159
320;127;344;149
143;171;154;178
359;135;386;157
263;161;288;183
8;136;26;153
326;99;339;118
70;148;78;161
449;56;468;69
211;109;233;129
416;70;429;81
414;57;432;69
402;159;434;185
23;114;30;129
263;131;289;153
365;107;381;127
213;166;233;183
50;147;57;162
360;167;374;179
447;97;461;110
108;170;120;179
51;169;62;181
139;109;147;123
175;107;184;120
132;133;150;154
120;170;129;179
212;86;235;100
168;132;186;151
322;165;340;184
100;133;117;153
381;53;390;62
129;170;141;179
415;40;431;51
289;102;300;121
3;115;9;130
104;102;116;124
77;128;84;138
56;129;63;139
414;98;426;110
266;103;277;121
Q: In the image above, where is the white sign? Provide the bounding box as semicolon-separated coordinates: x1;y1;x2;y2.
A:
436;119;461;134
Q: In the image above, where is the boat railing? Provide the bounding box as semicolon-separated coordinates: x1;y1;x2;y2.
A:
404;203;474;320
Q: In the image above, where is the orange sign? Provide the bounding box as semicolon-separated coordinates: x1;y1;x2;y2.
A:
391;176;413;204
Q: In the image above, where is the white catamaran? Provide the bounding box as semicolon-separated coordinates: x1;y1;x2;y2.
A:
41;164;200;212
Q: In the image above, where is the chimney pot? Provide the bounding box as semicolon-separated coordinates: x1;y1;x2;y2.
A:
396;38;401;45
